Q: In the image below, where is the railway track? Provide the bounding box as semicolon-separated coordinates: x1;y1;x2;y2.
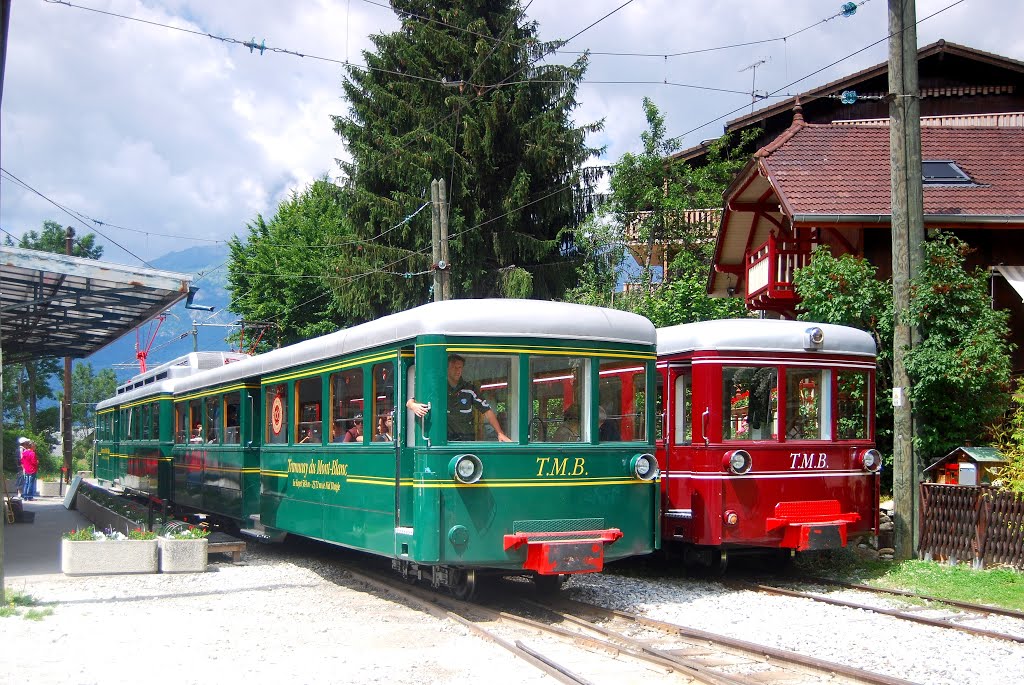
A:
739;578;1024;644
337;562;917;685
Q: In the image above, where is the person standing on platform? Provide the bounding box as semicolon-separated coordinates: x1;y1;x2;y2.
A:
20;440;39;501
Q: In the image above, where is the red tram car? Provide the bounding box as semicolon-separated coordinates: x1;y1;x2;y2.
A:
655;319;881;570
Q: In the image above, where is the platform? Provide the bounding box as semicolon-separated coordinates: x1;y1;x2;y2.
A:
2;497;92;577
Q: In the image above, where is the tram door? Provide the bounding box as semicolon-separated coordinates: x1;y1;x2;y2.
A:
664;364;697;541
396;352;416;530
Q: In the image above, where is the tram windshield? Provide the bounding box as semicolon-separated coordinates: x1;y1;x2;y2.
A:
723;367;779;441
721;365;871;442
439;352;647;443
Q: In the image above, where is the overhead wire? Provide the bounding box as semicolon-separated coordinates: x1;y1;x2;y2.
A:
0;167;154;267
28;0;922;354
667;0;968;141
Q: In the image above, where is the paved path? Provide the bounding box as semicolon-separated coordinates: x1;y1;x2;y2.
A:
3;497;91;577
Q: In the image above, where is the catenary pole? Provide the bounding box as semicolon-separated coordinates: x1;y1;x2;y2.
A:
888;0;926;559
438;178;451;301
0;0;11;605
430;180;442;302
63;227;75;484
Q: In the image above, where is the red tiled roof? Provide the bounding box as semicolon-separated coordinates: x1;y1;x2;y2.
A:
761;124;1024;217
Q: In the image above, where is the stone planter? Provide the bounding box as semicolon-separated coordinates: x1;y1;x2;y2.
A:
158;538;208;573
61;539;158;575
76;495;147;535
37;480;63;497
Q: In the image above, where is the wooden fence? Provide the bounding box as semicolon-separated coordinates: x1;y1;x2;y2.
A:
919;483;1024;569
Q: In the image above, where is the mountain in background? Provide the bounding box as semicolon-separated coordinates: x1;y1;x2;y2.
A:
86;244;239;382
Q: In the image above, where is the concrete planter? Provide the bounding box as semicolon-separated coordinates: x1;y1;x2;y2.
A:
61;539;158;575
158;538;208;573
37;480;63;497
76;495;146;535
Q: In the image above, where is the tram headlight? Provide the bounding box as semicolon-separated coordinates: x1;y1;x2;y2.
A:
723;449;752;475
859;448;882;473
449;453;483;484
804;326;825;350
630;453;659;481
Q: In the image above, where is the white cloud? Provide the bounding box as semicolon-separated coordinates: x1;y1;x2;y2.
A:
1;0;1017;266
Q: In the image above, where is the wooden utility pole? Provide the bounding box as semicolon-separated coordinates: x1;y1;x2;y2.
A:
430;179;451;301
438;178;451;301
888;0;926;559
63;226;75;483
430;181;442;302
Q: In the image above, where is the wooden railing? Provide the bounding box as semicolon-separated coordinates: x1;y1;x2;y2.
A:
919;483;1024;569
622;208;723;243
745;233;816;310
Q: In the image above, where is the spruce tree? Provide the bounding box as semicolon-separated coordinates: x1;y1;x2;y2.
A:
333;0;601;313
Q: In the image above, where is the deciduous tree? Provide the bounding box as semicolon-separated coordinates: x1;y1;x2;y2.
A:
794;232;1012;475
227;178;358;348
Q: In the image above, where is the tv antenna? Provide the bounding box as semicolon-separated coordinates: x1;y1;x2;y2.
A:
739;57;770;113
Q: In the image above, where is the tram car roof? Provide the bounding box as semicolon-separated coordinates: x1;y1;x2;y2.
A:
657;318;876;357
97;351;251;410
170;299;657;394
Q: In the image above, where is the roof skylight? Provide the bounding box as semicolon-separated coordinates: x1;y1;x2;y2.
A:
922;160;973;185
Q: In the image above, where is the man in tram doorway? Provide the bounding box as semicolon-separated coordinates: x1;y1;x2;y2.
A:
406;354;511;442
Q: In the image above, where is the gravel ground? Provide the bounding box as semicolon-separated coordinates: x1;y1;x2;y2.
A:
564;571;1024;685
4;541;1021;685
1;544;554;685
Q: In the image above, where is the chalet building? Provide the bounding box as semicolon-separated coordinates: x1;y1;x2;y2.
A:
673;40;1024;166
629;39;1024;371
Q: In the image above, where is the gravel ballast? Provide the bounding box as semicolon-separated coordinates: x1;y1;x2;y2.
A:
4;543;1021;685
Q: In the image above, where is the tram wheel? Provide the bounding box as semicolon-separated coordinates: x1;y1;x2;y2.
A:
685;546;729;577
450;569;477;601
533;573;564;596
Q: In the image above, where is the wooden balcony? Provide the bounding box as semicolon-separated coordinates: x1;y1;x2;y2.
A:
624;208;723;269
745;233;816;312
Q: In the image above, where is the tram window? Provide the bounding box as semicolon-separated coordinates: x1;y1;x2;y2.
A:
124;407;136;441
723;367;778;441
189;399;203;443
296;377;323;444
674;370;692;445
150;402;160;440
530;356;587;442
785;369;831;440
631;372;647;441
266;384;289;444
450;354;515;442
175;403;187;443
836;370;869;440
655;373;665;442
372;363;395;442
206;396;221;443
598;359;645;442
141;405;151;440
330;369;364;444
224;392;241;444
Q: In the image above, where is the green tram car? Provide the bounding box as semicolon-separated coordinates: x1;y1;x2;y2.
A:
95;351;249;502
95;300;660;597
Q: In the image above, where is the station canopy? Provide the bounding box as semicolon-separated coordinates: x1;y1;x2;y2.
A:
0;246;192;364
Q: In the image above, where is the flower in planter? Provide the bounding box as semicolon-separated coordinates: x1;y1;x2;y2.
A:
163;525;210;540
63;526;100;541
127;528;158;540
62;526;156;541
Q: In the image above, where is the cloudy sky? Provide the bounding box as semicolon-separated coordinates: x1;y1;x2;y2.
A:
2;0;1020;268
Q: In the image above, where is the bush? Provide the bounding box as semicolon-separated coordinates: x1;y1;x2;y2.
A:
795;232;1013;479
989;386;1024;492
